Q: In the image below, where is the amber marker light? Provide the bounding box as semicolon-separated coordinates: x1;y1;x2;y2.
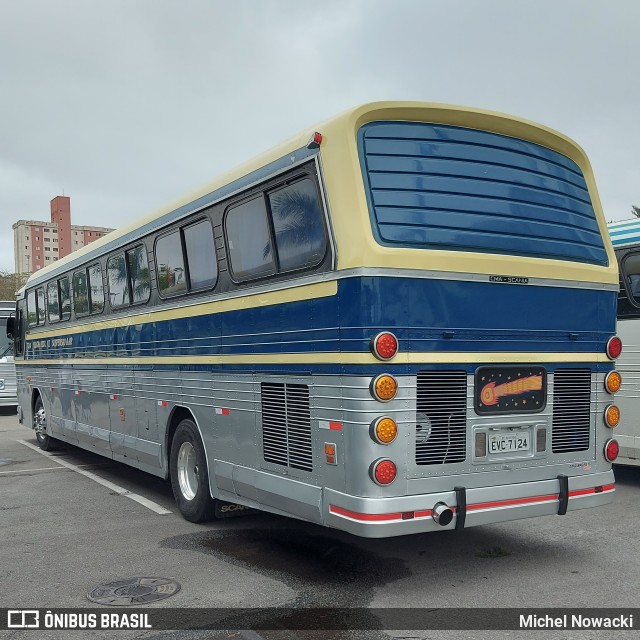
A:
369;458;397;486
604;404;621;428
371;331;399;361
371;374;398;402
605;371;621;394
370;417;398;444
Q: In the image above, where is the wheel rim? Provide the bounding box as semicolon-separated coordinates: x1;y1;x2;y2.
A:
177;441;199;501
34;405;47;440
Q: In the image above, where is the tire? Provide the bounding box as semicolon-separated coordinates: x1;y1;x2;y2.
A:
170;419;217;523
33;395;58;451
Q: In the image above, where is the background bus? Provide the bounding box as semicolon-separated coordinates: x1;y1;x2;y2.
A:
0;301;17;410
11;102;621;537
607;218;640;467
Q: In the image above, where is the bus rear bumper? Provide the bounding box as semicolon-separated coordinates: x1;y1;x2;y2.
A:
323;471;615;538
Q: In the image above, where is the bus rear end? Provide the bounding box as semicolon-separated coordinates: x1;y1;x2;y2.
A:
318;105;619;537
1;302;18;409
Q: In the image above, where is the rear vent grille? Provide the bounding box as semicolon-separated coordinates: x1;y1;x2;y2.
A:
416;370;467;465
552;368;591;453
261;383;312;472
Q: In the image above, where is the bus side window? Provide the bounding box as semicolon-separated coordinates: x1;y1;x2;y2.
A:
225;197;275;281
59;277;71;320
27;289;38;327
268;178;327;272
622;252;640;306
156;231;187;297
36;288;46;325
73;270;90;316
108;253;130;308
47;281;60;323
127;245;150;304
88;263;105;314
184;220;217;290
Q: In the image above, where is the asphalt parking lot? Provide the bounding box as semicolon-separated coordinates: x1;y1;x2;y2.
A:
1;406;640;640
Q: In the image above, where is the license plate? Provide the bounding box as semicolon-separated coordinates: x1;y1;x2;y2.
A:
489;433;530;454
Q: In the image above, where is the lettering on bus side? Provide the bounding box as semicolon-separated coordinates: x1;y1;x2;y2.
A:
489;275;529;284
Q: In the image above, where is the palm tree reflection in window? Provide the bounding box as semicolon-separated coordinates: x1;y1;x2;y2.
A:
127;245;150;304
108;246;150;307
108;254;129;307
268;179;326;271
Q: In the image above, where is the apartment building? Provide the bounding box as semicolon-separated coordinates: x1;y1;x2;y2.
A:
12;196;114;274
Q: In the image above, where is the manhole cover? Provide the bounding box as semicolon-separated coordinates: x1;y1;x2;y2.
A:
88;577;181;605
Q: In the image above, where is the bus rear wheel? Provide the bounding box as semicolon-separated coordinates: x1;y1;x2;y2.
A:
33;396;58;451
170;419;217;523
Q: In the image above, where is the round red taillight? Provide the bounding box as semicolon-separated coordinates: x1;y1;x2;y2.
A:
371;332;398;361
606;336;622;360
604;438;619;462
370;459;397;485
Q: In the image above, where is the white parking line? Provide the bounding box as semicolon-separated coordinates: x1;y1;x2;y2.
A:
18;439;172;515
0;462;112;475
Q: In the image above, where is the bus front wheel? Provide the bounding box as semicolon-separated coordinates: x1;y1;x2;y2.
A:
170;419;217;523
33;396;58;451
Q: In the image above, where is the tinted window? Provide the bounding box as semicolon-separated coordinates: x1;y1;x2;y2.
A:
269;179;326;271
88;263;104;314
27;290;38;327
226;197;274;280
73;271;89;316
36;288;46;325
184;220;217;290
59;277;71;320
47;282;60;323
127;245;150;304
108;253;130;308
156;231;187;297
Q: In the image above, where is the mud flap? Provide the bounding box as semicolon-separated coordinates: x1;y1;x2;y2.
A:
214;500;255;519
557;474;569;515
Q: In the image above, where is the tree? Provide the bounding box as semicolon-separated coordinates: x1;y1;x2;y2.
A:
632;205;640;218
0;270;30;301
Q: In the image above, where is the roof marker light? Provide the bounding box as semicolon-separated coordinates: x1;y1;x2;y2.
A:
307;132;323;149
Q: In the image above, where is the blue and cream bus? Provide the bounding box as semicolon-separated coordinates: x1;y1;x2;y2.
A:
9;101;621;536
607;218;640;467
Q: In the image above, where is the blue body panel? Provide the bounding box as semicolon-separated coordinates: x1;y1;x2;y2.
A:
27;276;616;374
358;122;608;266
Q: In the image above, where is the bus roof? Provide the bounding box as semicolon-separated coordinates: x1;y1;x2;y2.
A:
608;218;640;248
20;100;611;294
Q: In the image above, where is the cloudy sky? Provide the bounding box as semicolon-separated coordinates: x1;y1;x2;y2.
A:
1;0;638;272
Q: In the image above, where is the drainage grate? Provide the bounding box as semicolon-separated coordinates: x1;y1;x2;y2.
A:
87;577;181;606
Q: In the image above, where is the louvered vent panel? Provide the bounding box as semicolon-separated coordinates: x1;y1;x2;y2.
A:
552;369;591;453
261;383;312;472
416;370;467;465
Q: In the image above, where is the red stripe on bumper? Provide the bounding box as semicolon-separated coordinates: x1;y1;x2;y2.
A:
329;484;614;522
329;505;433;522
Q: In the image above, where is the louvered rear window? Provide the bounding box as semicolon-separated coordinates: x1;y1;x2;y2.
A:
358;122;607;266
